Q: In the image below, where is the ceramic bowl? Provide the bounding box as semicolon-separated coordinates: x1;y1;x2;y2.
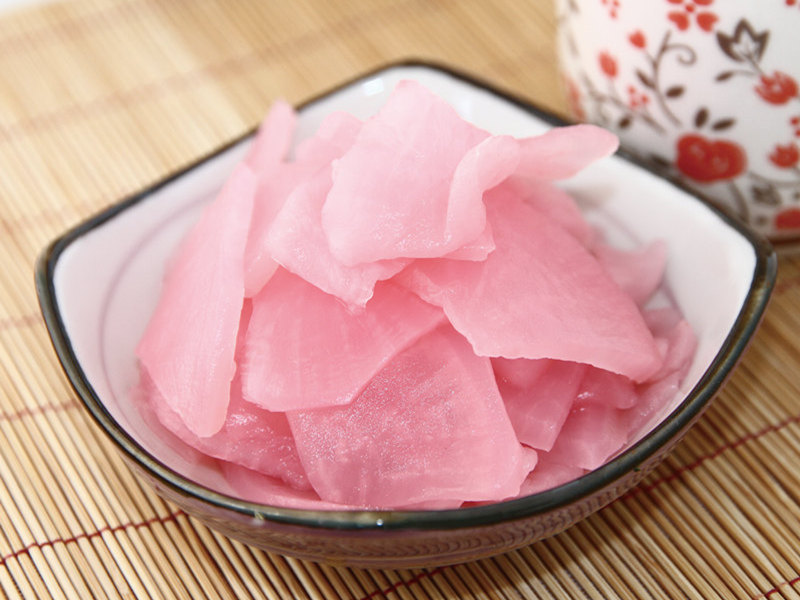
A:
36;62;776;569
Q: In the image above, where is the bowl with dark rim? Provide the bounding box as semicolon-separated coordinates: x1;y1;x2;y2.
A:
35;61;776;568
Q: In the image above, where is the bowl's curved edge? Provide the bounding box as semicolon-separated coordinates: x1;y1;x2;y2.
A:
33;58;778;539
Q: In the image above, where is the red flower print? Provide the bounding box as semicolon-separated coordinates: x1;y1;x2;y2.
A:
755;72;799;105
598;51;618;78
775;207;800;230
626;85;650;109
668;11;690;30
769;143;800;168
628;30;646;48
667;0;717;32
675;134;747;183
601;0;620;19
695;12;717;31
792;116;800;137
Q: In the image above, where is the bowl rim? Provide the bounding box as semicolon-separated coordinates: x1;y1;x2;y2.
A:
35;59;777;532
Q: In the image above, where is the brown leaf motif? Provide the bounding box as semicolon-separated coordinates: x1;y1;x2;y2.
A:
694;107;709;128
636;69;654;89
751;184;781;206
711;118;736;131
665;85;685;99
716;19;769;64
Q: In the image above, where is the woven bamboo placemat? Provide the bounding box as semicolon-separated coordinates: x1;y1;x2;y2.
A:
1;0;799;598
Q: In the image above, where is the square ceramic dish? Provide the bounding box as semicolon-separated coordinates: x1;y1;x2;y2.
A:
36;62;776;568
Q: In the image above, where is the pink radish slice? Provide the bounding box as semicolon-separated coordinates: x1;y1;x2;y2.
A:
546;402;632;471
629;308;698;432
593;240;668;306
243;162;309;297
266;165;409;307
294;111;362;162
244;100;296;172
518;455;587;496
321;80;502;265
399;192;663;382
441;134;518;250
514;124;619;181
498;360;587;451
516;179;597;248
142;370;310;490
655;319;696;381
643;307;698;381
576;367;639;410
442;222;495;261
137;164;256;438
242;269;445;412
287;325;537;507
221;463;456;510
492;357;550;389
222;463;348;510
243;111;362;298
142;300;310;489
630;372;682;436
242;101;299;297
507;178;595;246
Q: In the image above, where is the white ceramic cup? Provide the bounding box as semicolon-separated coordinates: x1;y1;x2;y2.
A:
556;0;800;240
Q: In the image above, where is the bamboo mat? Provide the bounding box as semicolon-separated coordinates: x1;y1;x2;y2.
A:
1;0;799;598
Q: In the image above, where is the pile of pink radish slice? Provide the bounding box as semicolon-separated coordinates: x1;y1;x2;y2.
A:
136;80;696;510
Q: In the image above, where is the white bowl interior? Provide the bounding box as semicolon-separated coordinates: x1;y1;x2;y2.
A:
52;64;757;499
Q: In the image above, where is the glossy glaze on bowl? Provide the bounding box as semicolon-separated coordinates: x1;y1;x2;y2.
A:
36;61;776;568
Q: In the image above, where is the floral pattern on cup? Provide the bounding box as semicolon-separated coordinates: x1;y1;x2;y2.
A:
556;0;800;239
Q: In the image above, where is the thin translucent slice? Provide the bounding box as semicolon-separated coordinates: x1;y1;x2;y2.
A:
644;307;698;381
518;454;586;496
442;221;495;261
629;307;698;433
507;177;595;246
322;80;498;265
243;160;316;297
399;499;464;510
288;325;537;507
222;463;348;510
243;112;361;298
224;463;458;510
267;166;409;307
443;134;519;249
294;111;361;162
142;369;310;490
546;402;631;471
514;124;619;180
491;357;549;389
400;193;663;382
630;372;682;438
137;164;256;437
593;240;668;305
242;269;445;412
244;100;296;171
644;305;683;335
576;367;638;409
498;360;587;451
